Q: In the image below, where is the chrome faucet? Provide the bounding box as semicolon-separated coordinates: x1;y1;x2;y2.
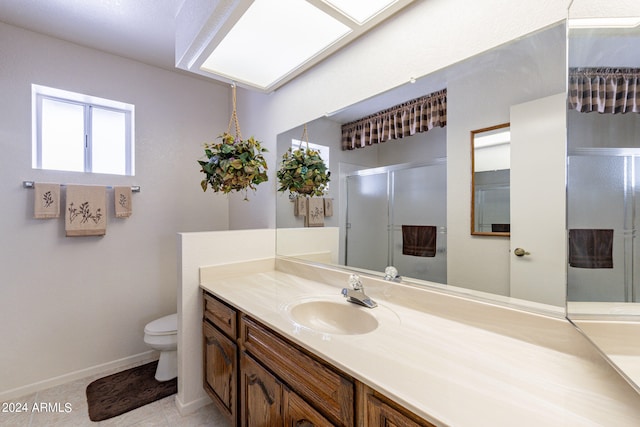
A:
342;274;377;308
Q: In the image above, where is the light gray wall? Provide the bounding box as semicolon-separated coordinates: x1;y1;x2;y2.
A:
0;22;230;397
447;23;567;296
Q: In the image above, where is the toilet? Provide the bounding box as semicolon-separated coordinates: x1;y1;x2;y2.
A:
144;313;178;381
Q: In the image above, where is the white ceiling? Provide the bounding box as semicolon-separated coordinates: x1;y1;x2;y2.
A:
0;0;185;71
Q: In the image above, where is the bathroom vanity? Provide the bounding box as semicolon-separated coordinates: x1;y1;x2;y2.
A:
199;257;640;426
203;290;431;426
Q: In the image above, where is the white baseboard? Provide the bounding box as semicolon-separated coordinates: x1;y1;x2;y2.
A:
0;350;158;402
174;393;212;416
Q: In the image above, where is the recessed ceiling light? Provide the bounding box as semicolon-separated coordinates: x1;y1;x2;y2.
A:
200;0;351;91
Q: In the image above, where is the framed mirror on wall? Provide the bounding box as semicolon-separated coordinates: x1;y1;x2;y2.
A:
471;123;511;236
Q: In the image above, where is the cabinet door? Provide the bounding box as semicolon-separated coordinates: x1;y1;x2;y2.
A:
284;387;334;427
241;352;283;427
366;393;435;427
203;320;237;420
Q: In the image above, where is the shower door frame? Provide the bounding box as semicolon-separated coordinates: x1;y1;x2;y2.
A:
344;158;446;278
568;147;640;302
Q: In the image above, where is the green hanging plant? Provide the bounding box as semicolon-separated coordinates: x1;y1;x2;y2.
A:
276;125;330;197
198;132;268;199
198;84;268;200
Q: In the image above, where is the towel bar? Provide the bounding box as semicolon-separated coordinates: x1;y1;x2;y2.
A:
23;181;141;192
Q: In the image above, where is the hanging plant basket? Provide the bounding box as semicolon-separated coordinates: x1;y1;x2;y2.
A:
198;84;268;200
276;124;330;198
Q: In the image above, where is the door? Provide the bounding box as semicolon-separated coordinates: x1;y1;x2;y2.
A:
567;152;640;302
509;92;567;307
392;163;447;284
345;173;389;271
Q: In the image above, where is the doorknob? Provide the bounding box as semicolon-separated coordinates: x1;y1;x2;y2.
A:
514;248;530;257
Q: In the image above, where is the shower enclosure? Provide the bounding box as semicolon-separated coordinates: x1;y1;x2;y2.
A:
344;160;447;284
567;148;640;302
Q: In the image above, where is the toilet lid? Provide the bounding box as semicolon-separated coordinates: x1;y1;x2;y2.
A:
144;313;177;335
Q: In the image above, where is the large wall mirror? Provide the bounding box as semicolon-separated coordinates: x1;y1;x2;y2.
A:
276;20;567;310
471;123;511;236
566;0;640;393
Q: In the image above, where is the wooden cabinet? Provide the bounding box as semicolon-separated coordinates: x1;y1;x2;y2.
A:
203;321;237;419
363;387;437;427
240;315;354;426
203;293;238;424
240;352;282;426
202;290;434;427
284;387;334;427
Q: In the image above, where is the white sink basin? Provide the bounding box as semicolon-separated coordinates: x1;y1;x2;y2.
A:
288;299;379;335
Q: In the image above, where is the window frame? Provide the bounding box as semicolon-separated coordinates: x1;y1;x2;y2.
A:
32;84;135;176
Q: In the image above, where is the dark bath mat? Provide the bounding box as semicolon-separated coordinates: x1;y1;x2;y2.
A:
86;361;177;421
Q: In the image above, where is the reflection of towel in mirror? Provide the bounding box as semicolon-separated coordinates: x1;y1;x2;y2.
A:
568;229;613;268
34;183;60;219
402;225;437;257
65;185;107;237
306;197;324;227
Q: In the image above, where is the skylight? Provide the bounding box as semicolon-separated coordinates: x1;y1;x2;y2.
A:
176;0;414;92
323;0;400;24
200;0;351;91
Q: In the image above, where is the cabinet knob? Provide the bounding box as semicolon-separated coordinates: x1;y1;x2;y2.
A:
514;248;530;257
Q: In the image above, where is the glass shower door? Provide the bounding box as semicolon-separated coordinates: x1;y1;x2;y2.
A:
567;153;632;302
345;172;389;272
391;164;447;284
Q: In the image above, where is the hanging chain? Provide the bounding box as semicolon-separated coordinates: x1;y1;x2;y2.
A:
226;83;242;141
299;123;309;151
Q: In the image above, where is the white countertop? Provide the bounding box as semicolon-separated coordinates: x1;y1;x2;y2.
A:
200;258;640;426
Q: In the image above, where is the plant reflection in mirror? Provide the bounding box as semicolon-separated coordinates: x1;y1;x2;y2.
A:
276;124;330;197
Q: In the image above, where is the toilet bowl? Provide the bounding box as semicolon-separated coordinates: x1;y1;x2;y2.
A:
144;313;177;381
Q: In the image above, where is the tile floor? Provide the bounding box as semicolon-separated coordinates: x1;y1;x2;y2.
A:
1;363;230;427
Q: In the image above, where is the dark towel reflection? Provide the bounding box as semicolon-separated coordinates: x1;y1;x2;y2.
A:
568;229;614;269
402;225;437;257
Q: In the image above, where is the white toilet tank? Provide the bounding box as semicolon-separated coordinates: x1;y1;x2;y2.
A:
144;313;177;336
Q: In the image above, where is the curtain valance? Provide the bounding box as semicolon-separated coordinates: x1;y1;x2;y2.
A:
341;89;447;150
569;67;640;114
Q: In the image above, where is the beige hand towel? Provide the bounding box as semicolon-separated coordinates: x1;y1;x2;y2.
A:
306;197;325;227
65;185;107;237
34;183;60;219
323;198;334;217
114;186;132;218
295;196;307;217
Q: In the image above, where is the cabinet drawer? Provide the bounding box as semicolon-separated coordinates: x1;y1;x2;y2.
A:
241;315;354;427
204;291;237;338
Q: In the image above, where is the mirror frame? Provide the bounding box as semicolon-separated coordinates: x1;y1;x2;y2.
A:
470;122;511;237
